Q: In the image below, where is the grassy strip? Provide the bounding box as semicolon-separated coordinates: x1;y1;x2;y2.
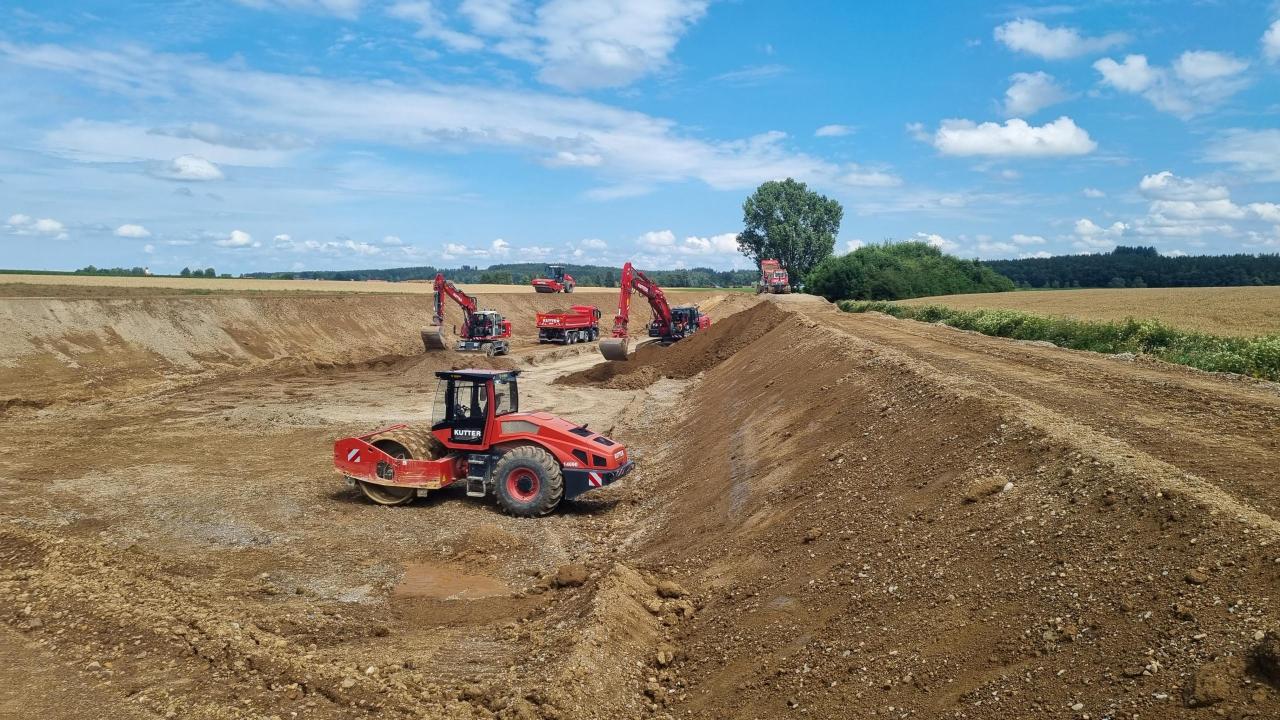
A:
839;300;1280;382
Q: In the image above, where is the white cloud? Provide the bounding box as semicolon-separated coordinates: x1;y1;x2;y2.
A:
994;19;1126;60
155;155;225;181
977;240;1018;255
412;0;711;91
579;237;607;250
388;1;484;52
544;150;604;167
1020;250;1052;259
638;229;676;248
930;116;1096;157
143;243;155;253
491;237;510;256
44;120;294;167
215;229;256;248
517;245;553;259
1012;233;1046;245
1;41;839;194
273;233;292;243
711;64;788;86
913;232;958;252
5;214;68;239
679;232;738;255
1082;187;1105;198
1138;171;1228;201
1003;71;1070;117
114;223;151;238
1094;51;1249;117
839;164;901;187
815;124;854;137
381;235;405;245
1073;218;1127;249
1248;202;1280;223
235;0;363;19
843;239;864;253
1205;129;1280;181
1265;20;1280;63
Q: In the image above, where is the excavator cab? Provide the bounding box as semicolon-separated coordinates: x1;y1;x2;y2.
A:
653;305;706;341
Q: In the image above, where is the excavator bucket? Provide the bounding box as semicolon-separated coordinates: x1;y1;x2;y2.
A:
422;326;447;351
599;337;630;361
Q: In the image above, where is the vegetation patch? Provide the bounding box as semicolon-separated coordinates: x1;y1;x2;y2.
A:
840;301;1280;382
809;242;1014;301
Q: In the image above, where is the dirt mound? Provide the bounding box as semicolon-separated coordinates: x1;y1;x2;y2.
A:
557;299;787;389
624;303;1280;719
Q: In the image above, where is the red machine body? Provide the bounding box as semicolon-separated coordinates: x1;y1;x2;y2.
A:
535;305;601;344
757;259;791;294
531;264;575;293
598;262;710;360
423;273;511;355
334;369;633;516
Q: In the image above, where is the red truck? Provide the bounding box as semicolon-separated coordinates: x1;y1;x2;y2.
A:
536;305;601;344
757;258;791;294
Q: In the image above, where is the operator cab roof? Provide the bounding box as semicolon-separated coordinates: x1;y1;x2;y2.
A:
435;369;521;381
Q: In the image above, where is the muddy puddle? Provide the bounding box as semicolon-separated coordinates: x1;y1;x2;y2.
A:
392;562;511;600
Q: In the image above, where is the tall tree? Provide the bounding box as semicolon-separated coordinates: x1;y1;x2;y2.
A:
738;178;843;281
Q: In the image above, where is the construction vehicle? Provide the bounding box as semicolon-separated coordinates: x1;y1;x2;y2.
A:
334;369;633;515
531;264;575;293
421;273;512;356
536;305;601;344
599;262;710;361
757;259;791;294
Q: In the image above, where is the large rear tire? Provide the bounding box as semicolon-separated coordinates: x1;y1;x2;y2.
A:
493;446;563;517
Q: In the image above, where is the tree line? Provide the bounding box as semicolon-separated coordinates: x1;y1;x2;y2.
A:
986;246;1280;289
807;242;1015;301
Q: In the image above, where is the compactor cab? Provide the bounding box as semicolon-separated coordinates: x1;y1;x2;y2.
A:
430;369;518;445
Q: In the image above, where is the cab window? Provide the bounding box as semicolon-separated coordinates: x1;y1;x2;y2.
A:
494;375;518;416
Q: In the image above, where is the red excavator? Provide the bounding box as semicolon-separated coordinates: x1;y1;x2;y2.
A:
422;273;512;356
599;262;710;360
531;264;575;293
334;369;633;516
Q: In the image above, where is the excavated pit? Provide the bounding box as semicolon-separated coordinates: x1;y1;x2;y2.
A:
1;289;1277;719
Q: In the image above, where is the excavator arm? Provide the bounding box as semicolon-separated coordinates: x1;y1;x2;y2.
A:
600;262;673;360
423;273;478;350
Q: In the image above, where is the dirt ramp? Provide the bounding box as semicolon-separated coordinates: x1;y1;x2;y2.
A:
557;299;786;389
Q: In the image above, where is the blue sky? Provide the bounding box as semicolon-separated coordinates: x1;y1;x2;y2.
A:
2;0;1279;274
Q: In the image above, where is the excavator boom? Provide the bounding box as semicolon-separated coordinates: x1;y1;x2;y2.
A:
600;262;677;361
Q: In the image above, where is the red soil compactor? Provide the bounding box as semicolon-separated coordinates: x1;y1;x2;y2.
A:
334;369;633;516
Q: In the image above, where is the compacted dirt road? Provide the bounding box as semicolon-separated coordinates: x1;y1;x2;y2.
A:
2;289;1277;719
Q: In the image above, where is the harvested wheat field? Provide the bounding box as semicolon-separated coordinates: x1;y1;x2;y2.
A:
2;288;1279;720
898;286;1280;337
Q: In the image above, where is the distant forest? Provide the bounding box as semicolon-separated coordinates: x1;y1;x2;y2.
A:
242;262;759;288
986;247;1280;289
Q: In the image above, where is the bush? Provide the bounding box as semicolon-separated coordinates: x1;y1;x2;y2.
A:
809;241;1014;301
839;302;1280;381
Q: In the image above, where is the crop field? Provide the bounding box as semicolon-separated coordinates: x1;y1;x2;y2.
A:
898;286;1280;337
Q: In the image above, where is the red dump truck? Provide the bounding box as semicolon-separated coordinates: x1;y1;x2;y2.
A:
757;258;791;294
536;305;601;344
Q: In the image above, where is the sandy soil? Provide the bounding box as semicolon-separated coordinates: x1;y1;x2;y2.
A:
898;286;1280;337
2;291;1278;719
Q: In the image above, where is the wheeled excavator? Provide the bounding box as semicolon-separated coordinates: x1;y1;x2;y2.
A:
422;272;512;356
599;262;710;361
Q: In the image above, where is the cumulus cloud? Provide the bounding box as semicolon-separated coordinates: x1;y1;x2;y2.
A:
391;0;711;91
1073;218;1127;249
1138;171;1228;201
5;213;68;239
114;223;151;238
912;232;958;252
815;124;854;137
1012;234;1046;245
929;116;1096;157
154;155;224;181
843;239;864;253
579;237;607;250
679;232;738;255
1248;202;1280;223
839;164;901;188
1082;187;1105;198
994;19;1126;60
215;229;256;247
1094;51;1249;117
1002;71;1071;117
1266;20;1280;63
637;229;676;248
381;235;404;245
491;237;510;256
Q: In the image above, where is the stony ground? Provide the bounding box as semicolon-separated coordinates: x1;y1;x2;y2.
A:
2;290;1277;719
